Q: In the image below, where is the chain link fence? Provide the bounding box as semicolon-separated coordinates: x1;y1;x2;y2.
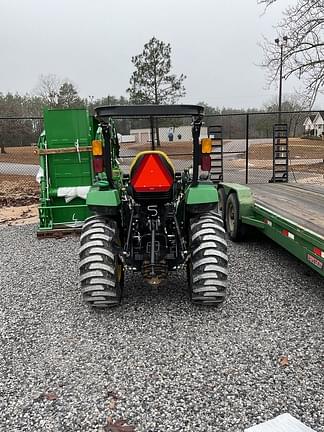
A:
0;111;323;207
0;117;42;206
205;111;324;184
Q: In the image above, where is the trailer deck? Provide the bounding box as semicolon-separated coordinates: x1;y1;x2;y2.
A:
220;181;324;277
249;183;324;237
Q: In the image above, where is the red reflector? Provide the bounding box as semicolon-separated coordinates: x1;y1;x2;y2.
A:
93;156;104;173
313;247;322;257
131;154;174;192
282;229;289;237
201;154;211;171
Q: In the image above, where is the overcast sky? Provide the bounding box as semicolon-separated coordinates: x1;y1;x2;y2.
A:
1;0;319;109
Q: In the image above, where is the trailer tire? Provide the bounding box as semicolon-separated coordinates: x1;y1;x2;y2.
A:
188;211;228;305
79;216;124;308
217;187;226;226
225;192;246;241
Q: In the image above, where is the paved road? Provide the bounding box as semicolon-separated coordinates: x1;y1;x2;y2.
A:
222;167;314;184
0;162;39;176
0;159;321;186
120;138;272;157
224;138;272;153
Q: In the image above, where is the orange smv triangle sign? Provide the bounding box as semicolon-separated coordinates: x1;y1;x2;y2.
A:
131;154;174;192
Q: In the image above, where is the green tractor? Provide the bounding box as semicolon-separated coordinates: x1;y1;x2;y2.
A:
80;104;228;307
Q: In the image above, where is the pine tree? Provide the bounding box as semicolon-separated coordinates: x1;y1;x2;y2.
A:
57;82;83;108
127;37;186;145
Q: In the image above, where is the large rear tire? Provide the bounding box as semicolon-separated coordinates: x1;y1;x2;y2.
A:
188;211;228;305
79;216;124;308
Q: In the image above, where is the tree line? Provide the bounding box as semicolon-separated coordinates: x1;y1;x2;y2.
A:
0;87;308;153
0;82;130;153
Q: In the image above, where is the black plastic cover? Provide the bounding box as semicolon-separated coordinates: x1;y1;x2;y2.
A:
95;104;204;120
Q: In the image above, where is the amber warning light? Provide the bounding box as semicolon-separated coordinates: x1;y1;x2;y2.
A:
200;138;212;171
92;140;103;156
131;154;174;192
92;140;104;173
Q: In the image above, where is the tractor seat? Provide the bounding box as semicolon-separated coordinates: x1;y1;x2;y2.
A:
129;151;175;202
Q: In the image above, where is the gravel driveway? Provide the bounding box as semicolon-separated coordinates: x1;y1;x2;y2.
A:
0;224;323;432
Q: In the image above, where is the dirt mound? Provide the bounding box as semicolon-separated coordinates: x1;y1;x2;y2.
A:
0;204;38;226
0;174;39;207
0;146;38;165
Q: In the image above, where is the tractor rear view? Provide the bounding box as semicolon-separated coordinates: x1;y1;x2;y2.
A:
80;105;228;307
37;105;228;307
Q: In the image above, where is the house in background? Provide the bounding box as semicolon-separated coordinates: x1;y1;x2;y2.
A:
303;114;316;135
312;112;324;136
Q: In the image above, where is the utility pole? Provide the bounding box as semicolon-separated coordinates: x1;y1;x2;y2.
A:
275;36;288;124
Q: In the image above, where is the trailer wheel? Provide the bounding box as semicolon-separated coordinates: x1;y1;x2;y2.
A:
188;211;228;305
79;216;124;308
225;192;246;241
217;187;226;225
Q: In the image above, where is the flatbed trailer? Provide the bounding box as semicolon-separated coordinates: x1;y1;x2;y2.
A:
218;183;324;277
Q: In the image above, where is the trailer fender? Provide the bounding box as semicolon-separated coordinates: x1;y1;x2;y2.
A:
219;183;254;219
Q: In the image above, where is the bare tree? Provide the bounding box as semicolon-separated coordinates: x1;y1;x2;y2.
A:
263;94;306;135
260;0;324;107
34;74;61;107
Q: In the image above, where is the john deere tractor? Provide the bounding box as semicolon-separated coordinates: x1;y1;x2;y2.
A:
79;105;228;307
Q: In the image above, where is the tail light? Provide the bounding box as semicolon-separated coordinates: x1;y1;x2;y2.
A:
201;154;211;171
200;138;212;171
93;156;104;173
91;140;104;174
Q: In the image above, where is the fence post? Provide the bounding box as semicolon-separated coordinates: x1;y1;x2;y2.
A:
245;113;249;184
150;116;155;150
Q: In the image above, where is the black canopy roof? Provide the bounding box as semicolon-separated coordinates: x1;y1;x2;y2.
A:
95;104;204;120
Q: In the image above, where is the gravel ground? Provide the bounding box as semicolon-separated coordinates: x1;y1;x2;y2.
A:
0;224;323;432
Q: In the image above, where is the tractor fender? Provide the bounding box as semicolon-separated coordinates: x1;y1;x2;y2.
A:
185;183;218;205
86;187;121;207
